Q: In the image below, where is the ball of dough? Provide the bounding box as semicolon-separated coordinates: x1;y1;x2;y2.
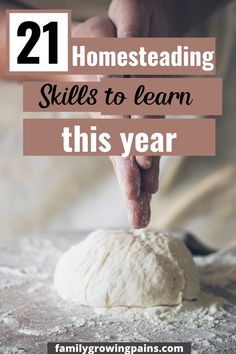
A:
54;229;200;307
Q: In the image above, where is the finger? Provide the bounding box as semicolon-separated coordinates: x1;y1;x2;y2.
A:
111;156;141;200
132;115;162;170
73;17;129;120
136;156;152;170
126;191;151;229
91;112;130;120
73;16;116;38
109;0;150;37
69;17;116;83
132;114;164;171
132;115;154;170
141;157;160;194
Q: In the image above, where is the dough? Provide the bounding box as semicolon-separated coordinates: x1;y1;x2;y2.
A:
54;229;200;307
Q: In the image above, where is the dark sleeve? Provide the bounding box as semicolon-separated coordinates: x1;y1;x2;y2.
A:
1;0;33;7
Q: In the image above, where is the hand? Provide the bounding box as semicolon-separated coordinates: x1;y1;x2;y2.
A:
74;16;159;228
108;0;172;38
108;0;168;228
108;0;232;38
108;0;230;228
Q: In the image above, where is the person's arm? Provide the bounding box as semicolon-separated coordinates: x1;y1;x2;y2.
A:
73;16;155;229
109;0;235;38
107;0;235;228
164;0;236;37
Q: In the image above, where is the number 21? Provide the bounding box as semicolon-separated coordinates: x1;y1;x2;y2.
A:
17;21;58;64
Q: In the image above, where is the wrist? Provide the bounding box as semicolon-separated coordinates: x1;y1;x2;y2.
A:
158;0;193;37
155;0;234;37
147;0;183;37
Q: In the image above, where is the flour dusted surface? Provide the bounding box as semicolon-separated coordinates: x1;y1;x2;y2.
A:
0;231;236;353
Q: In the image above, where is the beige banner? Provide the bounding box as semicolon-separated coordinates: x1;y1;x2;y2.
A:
23;118;215;156
69;38;216;75
23;81;101;112
23;78;222;115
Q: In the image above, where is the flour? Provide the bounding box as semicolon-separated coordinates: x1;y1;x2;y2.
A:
93;292;227;343
0;232;236;354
